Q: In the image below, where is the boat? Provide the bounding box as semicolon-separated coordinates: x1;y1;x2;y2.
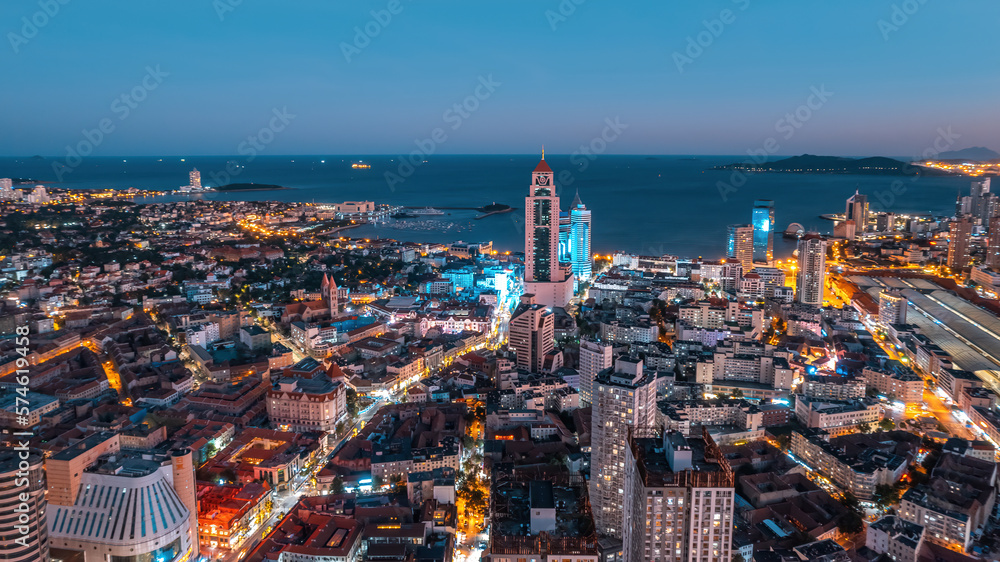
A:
409;207;445;216
351;162;371;169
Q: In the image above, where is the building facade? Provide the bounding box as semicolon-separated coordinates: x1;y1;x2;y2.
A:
590;358;657;539
796;233;827;306
751;200;774;264
508;294;555;373
726;224;754;270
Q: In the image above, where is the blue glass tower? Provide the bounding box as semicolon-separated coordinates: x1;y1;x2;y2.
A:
752;200;774;264
570;190;592;287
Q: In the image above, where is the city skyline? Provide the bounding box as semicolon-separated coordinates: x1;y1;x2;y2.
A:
5;3;1000;562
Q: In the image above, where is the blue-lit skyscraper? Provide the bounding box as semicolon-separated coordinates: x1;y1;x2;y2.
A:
570;190;592;287
559;211;572;263
752;200;774;264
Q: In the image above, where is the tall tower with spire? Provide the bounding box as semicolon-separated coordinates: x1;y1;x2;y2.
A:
524;151;574;308
525;153;559;283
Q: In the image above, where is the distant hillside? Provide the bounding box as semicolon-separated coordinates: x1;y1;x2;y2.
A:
215;183;290;191
937;147;1000;161
713;154;955;176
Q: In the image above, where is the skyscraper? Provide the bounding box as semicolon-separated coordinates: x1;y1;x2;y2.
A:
524;153;574;308
987;216;1000;270
623;430;735;562
570;189;593;286
878;289;907;326
796;233;827;306
578;338;613;407
189;168;201;189
0;451;49;562
947;216;973;270
726;224;754;270
508;294;555;373
558;211;572;264
591;357;657;539
846;190;869;233
751;200;774;264
970;178;991;222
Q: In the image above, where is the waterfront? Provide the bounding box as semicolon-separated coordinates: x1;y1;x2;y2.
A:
0;155;971;257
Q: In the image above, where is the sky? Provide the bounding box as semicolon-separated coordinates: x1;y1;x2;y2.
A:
1;1;998;157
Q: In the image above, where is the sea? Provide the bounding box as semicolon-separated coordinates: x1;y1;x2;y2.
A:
0;155;974;260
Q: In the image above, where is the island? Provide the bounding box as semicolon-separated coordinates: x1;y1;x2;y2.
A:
214;183;292;191
712;154;956;176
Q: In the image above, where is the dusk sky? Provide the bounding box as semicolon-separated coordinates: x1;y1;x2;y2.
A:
2;1;998;157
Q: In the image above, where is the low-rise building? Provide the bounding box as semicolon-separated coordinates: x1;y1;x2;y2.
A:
862;365;923;405
899;452;997;553
793;396;882;436
267;374;347;433
790;430;917;500
866;515;925;562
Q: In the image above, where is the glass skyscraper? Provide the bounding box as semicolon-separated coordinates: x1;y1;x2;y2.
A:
752;199;774;264
570;190;592;286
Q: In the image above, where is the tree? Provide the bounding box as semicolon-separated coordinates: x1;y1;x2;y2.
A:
372;475;384;489
879;418;896;432
857;422;873;434
346;388;359;418
331;476;345;495
840;491;862;514
872;484;900;510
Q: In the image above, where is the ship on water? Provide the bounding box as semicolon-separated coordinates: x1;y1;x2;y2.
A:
409;207;445;215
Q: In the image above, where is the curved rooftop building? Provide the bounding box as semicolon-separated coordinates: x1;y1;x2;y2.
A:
48;452;194;562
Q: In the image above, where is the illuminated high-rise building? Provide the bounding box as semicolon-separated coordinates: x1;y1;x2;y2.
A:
623;430;735;562
578;338;613;407
846;190;869;233
0;450;49;562
796;233;827;306
558;211;572;264
970;178;991;222
987;216;1000;270
189;168;202;189
508;294;555;373
947;216;973;270
591;357;657;539
751;200;774;264
524;152;574;307
570;189;593;286
726;224;754;270
878;289;907;326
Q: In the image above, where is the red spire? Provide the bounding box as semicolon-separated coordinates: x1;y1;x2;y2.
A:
534;148;551;173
